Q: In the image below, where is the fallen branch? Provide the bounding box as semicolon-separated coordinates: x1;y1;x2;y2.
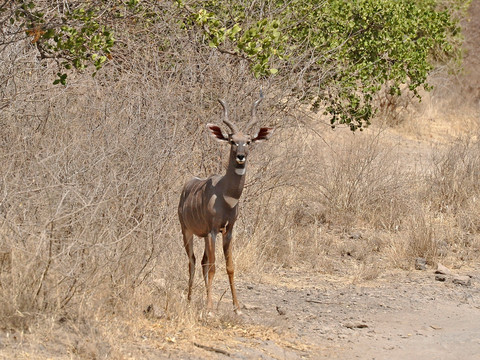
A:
305;299;343;305
194;342;231;356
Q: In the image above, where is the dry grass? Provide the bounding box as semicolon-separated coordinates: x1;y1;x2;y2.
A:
1;3;480;358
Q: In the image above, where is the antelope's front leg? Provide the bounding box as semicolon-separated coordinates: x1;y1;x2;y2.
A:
223;229;241;313
202;231;216;310
182;229;195;301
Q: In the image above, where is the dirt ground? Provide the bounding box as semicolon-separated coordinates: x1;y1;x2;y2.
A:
1;263;479;359
153;264;480;360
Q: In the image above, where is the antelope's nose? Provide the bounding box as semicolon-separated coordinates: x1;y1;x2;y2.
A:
236;155;245;164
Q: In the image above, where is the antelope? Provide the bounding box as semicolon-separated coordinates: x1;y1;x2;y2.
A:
178;93;274;313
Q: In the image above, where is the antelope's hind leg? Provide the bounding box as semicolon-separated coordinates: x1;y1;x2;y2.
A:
182;228;195;301
223;229;241;314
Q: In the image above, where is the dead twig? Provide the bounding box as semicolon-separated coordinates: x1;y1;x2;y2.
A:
305;299;343;305
193;342;231;356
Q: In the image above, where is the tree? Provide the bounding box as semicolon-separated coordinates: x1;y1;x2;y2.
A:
178;0;468;130
1;1;121;84
1;0;468;129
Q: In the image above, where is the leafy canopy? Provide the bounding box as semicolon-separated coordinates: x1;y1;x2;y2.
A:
178;0;467;130
3;0;468;129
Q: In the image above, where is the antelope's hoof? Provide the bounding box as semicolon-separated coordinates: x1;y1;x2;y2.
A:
234;308;243;316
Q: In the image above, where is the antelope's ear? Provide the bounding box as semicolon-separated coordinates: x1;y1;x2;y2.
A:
252;127;274;142
206;123;228;142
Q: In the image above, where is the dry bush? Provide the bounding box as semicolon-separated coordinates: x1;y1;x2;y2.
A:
236;122;421;273
232;124;311;270
0;74;183;327
406;211;438;263
378;212;439;270
313;131;413;231
428;136;480;233
0;18;296;332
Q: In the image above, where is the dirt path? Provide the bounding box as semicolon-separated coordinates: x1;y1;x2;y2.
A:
181;266;480;359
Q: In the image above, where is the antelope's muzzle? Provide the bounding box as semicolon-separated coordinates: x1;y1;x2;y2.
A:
236;155;246;165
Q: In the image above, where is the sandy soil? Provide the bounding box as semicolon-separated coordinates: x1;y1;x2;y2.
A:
1;264;478;359
157;265;479;360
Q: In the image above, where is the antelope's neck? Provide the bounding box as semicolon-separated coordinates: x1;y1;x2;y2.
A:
223;154;246;199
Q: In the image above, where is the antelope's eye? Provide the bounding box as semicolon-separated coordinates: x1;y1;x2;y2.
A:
246;140;251;145
230;139;236;145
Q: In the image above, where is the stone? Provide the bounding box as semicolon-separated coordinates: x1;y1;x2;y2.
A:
415;257;427;270
276;305;286;316
344;322;369;329
143;304;166;319
243;303;260;310
435;263;452;275
349;232;362;240
452;275;472;287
